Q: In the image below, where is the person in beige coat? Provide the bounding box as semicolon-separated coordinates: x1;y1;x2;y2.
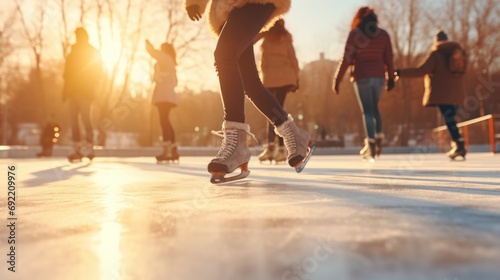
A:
146;40;179;162
185;0;314;182
257;19;299;163
396;30;467;160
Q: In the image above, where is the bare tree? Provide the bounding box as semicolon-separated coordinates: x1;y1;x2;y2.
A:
369;0;434;145
0;11;17;70
92;0;211;146
439;0;500;73
57;0;73;58
13;0;49;122
0;9;18;144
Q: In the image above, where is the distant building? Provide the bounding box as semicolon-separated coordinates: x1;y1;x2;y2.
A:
299;52;337;96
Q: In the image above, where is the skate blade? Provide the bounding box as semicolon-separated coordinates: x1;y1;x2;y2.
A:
210;163;250;184
294;143;316;173
449;155;466;161
157;160;180;164
362;157;375;163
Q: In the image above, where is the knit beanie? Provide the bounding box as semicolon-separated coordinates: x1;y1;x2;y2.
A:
435;30;448;42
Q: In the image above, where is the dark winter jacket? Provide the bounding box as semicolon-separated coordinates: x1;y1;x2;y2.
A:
399;41;466;107
63;42;103;101
334;27;395;82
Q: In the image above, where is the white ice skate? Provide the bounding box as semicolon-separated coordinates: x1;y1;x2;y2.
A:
67;141;94;163
208;121;256;184
275;115;315;173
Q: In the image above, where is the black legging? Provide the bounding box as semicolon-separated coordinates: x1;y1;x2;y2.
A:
156;102;175;143
266;87;289;145
438;105;461;141
214;3;288;126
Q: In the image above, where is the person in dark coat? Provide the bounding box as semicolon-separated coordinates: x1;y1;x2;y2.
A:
333;7;396;161
63;27;103;161
396;30;467;160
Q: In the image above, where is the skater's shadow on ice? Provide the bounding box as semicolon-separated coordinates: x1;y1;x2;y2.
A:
23;163;94;187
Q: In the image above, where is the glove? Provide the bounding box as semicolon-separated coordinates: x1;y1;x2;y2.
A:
386;78;395;91
186;5;201;21
333;79;340;95
293;80;300;92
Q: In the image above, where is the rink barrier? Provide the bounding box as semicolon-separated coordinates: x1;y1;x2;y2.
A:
433;114;500;154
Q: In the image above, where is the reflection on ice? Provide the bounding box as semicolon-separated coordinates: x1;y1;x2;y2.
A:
94;181;124;280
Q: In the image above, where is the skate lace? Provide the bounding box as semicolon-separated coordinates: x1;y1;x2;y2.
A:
282;124;296;154
211;128;258;160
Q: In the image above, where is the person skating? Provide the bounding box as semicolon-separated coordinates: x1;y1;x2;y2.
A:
63;27;103;162
184;0;315;183
146;40;180;163
255;19;300;164
395;30;467;160
333;7;395;161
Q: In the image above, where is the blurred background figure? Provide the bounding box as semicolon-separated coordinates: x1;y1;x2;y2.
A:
333;7;395;161
395;30;468;160
145;40;179;163
36;115;60;157
256;19;300;163
63;27;103;162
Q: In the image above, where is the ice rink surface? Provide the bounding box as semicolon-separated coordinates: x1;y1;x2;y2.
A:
0;153;499;280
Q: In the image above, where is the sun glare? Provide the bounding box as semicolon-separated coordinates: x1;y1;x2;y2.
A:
97;33;122;74
90;26;153;93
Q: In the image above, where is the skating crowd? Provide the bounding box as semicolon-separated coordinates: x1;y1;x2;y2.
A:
55;0;468;183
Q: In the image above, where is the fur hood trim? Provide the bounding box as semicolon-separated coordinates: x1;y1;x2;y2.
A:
185;0;291;35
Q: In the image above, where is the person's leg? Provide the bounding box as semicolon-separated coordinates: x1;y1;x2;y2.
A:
238;41;288;127
264;88;282;144
372;78;385;157
258;86;287;163
372;78;385;135
354;79;376;139
68;97;81;143
156;103;178;161
438;105;461;141
238;39;308;167
438;105;465;159
210;3;277;173
80;98;94;144
211;4;312;172
273;87;288;146
214;3;277;124
156;103;175;143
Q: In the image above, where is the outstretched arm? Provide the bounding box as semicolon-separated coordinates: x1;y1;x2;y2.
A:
145;40;163;61
384;35;395;81
399;52;437;78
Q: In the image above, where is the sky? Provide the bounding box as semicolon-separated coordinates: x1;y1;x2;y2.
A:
284;0;367;66
0;0;369;92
